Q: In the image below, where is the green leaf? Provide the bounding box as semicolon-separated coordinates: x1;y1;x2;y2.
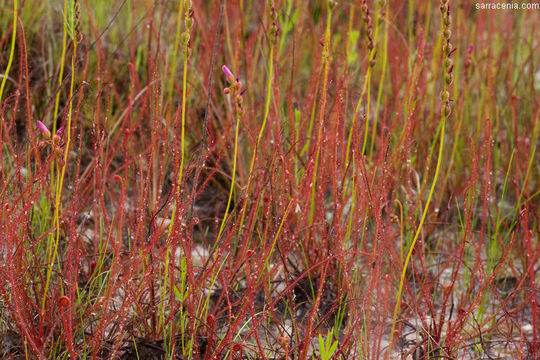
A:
173;285;183;302
318;333;326;359
318;329;338;360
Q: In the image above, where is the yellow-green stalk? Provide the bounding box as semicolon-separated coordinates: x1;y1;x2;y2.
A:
236;0;279;245
42;0;80;312
0;0;17;103
217;66;244;241
387;1;454;357
49;0;69;202
345;0;378;166
369;0;388;154
166;0;185;108
308;0;335;225
162;0;193;352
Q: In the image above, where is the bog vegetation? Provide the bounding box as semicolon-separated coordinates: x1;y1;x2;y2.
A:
0;0;538;359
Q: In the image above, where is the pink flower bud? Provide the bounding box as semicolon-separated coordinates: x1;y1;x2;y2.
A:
222;65;233;78
222;65;234;83
37;121;51;138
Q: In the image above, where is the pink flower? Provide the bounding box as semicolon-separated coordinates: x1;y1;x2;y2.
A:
37;121;51;138
222;65;234;82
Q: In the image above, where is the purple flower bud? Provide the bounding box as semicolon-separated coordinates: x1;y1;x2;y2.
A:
53;126;65;142
222;65;234;82
467;45;474;53
37;121;51;138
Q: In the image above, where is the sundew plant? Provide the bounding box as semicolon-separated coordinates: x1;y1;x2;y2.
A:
0;0;538;359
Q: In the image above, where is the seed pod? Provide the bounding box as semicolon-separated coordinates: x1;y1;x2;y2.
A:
444;58;452;69
440;90;449;101
444;28;451;39
444;103;452;117
445;72;454;86
444;15;452;26
182;32;190;45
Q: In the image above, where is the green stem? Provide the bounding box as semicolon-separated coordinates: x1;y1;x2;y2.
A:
217;105;241;241
237;44;274;242
308;2;332;225
0;0;17;103
387;116;446;360
42;38;77;313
